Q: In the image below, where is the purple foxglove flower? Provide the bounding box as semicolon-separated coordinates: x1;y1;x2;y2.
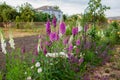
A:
72;27;78;36
52;16;57;27
79;58;84;65
49;32;58;42
76;39;80;46
68;44;73;51
84;25;88;32
43;48;47;55
76;48;80;54
21;46;25;54
32;58;35;63
56;33;59;40
46;20;51;35
59;22;66;34
63;37;69;45
34;49;38;56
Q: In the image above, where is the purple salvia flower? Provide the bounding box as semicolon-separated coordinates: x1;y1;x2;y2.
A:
72;27;78;36
76;39;80;46
52;16;57;27
59;22;66;34
46;20;51;35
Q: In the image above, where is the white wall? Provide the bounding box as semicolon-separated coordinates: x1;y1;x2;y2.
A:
40;10;63;22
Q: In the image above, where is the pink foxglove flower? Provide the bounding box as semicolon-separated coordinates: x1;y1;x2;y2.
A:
76;39;80;46
49;32;58;42
72;27;78;36
46;20;51;35
59;22;66;34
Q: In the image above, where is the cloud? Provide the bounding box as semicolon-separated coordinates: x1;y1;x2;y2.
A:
1;0;120;17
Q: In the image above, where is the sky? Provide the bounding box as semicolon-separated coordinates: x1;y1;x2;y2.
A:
0;0;120;17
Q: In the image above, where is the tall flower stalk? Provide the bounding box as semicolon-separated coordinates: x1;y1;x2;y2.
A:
0;29;7;54
8;30;15;49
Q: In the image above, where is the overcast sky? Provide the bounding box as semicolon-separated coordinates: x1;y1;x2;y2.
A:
1;0;120;17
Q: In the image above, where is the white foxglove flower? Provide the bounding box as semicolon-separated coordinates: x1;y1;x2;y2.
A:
0;32;7;54
35;62;40;67
8;32;15;49
27;76;31;80
68;35;73;44
37;68;42;73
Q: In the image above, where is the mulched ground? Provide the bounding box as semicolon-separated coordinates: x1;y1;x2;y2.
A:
0;35;38;70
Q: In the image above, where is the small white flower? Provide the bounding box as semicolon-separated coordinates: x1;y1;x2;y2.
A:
68;35;73;44
31;66;34;69
37;68;42;73
35;62;40;67
27;76;31;80
73;46;77;49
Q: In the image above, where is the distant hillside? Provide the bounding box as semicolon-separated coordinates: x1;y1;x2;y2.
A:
108;16;120;20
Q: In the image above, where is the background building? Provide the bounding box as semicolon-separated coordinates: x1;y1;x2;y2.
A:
35;6;63;22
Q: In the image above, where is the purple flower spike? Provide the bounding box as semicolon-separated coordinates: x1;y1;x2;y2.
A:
49;32;58;42
68;44;73;51
79;58;84;65
34;49;38;56
76;39;80;46
52;16;57;27
59;22;66;34
72;27;78;36
43;48;47;55
63;37;69;45
46;20;51;35
84;25;88;32
21;46;25;54
32;58;35;63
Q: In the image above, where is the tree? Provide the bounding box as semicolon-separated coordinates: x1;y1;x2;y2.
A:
81;0;110;26
53;6;59;10
34;12;51;22
0;2;18;27
18;2;35;22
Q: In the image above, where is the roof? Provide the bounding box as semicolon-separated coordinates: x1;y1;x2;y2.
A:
35;6;62;12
